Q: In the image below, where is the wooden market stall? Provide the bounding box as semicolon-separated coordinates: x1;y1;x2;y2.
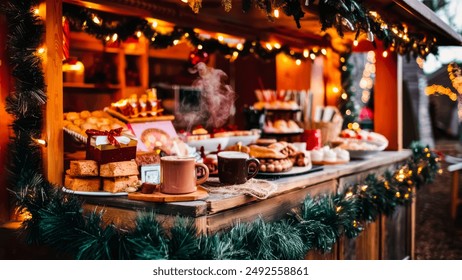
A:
0;0;461;259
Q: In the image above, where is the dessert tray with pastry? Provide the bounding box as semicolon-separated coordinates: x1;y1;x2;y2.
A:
333;129;389;159
253;89;301;111
263;119;303;135
309;146;350;165
63;110;132;143
224;140;320;177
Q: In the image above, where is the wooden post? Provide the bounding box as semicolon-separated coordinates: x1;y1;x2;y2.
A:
0;15;13;223
374;51;403;150
42;0;64;184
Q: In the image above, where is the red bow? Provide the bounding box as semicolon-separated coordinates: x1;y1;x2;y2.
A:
85;127;124;146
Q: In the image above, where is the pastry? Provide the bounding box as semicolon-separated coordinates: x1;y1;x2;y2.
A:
225;144;251;154
287;120;300;131
310;149;323;162
68;160;98;176
100;160;139;177
334;147;350;162
80;110;91;119
66;112;79;121
103;175;139;193
273;120;288;132
323;149;337;163
64;175;100;192
256;138;277;146
249;145;286;159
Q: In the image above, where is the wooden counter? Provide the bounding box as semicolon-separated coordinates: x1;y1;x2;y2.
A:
83;150;413;259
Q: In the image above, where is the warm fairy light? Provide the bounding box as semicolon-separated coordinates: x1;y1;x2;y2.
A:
353;220;358;228
173;39;179;45
342;66;347;71
346;110;351;115
438;169;443;175
310;53;316;60
321;48;327;55
341;93;348;100
351;122;360;130
425;85;458;101
336;206;342;213
37;47;45;55
105;35;111;41
265;43;273;50
340;57;345;63
417;166;423;174
136;31;142;38
384;181;390;189
231;51;239;61
361;185;368;192
295;59;301;66
181;0;188;3
404;193;410;199
369;11;378;18
112;33;118;42
273;42;281;49
425;47;429;52
217;35;224;42
92;14;102;25
303;49;309;58
345;191;353;199
236;43;243;51
407;180;413;185
32;137;47;147
152;21;158;28
426;153;431;158
382;50;388;58
332;86;339;93
395;191;401;198
151;37;156;41
273;9;280;18
34;8;40;15
396;169;405;182
198;44;203;50
353;40;358;47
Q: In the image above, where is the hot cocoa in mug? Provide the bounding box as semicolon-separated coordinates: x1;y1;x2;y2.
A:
217;151;260;185
160;156;209;194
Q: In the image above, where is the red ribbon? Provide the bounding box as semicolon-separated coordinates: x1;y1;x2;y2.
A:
85;127;124;146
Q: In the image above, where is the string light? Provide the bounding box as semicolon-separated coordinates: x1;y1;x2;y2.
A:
217;35;224;42
273;42;281;49
236;43;243;51
273;9;280;18
310;53;316;60
136;31;142;38
92;14;102;25
332;87;339;93
181;0;188;3
425;85;458;101
37;47;46;55
353;40;358;47
382;50;388;58
295;59;301;66
173;39;179;45
151;21;158;28
321;48;327;55
341;93;348;100
34;8;40;15
198;44;203;50
32;137;47;147
265;43;273;50
111;33;118;42
303;49;309;58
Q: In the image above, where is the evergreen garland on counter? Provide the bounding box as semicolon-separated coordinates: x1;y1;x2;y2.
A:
2;0;442;260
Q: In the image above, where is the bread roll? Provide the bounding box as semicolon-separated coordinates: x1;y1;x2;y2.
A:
249;145;286;159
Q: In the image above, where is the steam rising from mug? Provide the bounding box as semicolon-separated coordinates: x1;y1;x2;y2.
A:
181;62;236;130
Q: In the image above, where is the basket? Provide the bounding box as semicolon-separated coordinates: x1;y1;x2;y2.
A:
311;121;342;146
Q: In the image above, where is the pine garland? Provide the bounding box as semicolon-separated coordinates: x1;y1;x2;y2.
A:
2;0;442;260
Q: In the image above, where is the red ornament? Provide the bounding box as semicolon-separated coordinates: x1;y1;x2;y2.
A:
189;49;209;66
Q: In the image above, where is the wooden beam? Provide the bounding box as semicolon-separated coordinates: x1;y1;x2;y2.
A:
0;15;12;223
374;51;403;150
43;0;64;185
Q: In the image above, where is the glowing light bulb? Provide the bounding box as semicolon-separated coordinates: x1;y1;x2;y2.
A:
136;31;142;38
382;50;388;58
332;86;339;93
273;43;281;49
92;15;102;25
265;43;273;50
173;39;179;45
346;110;351;115
341;93;348;100
112;33;118;42
310;53;316;60
303;49;309;58
352;122;360;130
295;59;301;66
34;8;40;15
181;0;188;3
218;35;224;42
353;40;358;47
321;48;327;55
273;9;280;18
152;21;158;28
236;43;243;51
105;36;111;42
198;44;203;50
37;47;45;54
340;57;345;63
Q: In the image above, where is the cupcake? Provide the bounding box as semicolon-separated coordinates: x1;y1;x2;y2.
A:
334;147;350;162
310;149;323;162
323;149;337;163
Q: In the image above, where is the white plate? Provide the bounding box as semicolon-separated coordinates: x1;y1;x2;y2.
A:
62;187;128;196
187;137;230;152
257;164;323;178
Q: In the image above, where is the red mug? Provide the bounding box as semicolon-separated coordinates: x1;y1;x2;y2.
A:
302;129;321;151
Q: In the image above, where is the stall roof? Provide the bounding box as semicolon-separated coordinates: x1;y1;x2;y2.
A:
66;0;462;47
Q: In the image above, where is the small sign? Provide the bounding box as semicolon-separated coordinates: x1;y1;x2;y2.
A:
141;164;161;184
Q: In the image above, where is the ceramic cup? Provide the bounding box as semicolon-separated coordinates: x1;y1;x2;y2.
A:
160;156;209;194
217;151;260;185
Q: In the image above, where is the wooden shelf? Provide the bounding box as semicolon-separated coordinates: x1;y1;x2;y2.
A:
63;82;121;90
